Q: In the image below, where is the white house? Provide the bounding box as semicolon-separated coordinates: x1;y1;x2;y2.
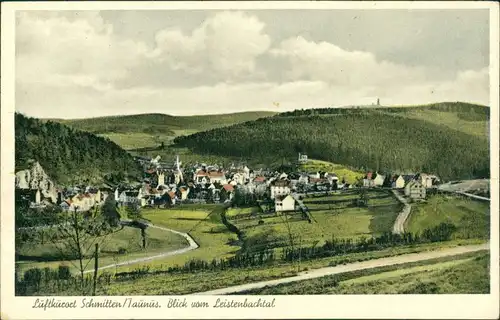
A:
194;169;227;185
308;172;320;179
231;172;246;185
298;174;309;184
419;174;433;188
373;173;385;187
393;175;405;189
275;195;296;212
270;180;291;199
405;180;426;199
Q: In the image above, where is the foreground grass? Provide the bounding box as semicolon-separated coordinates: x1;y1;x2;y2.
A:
405;195;490;239
16;225;189;273
97;238;484;295
240;251;489;294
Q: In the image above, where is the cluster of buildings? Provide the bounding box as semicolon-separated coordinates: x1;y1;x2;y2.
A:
16;185;108;212
15;155;441;213
361;171;440;200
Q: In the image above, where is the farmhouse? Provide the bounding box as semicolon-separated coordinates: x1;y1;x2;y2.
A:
275;194;296;212
405;180;426;200
373;173;385;187
270;179;291;199
222;184;235;200
119;190;141;205
418;173;434;188
392;175;406;189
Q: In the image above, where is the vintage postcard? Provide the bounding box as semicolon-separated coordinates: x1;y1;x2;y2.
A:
1;1;499;319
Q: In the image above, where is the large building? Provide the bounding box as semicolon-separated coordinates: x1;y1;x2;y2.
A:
270;179;291;199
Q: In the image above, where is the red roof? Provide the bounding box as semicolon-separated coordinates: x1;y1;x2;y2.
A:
208;171;224;177
223;184;234;192
254;176;266;182
366;172;373;179
195;170;208;176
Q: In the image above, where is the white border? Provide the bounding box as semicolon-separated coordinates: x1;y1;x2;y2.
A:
1;2;499;319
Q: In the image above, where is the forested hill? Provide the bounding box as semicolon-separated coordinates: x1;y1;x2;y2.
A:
277;102;489;120
173;104;490;181
15;113;142;186
51;111;277;135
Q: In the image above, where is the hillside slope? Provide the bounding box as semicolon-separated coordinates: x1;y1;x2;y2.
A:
15;113;142;186
53;111;278;135
173;103;489;180
49;111;277;150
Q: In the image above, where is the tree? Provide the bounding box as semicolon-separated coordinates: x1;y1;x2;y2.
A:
125;202;141;220
357;189;369;207
101;194;121;227
38;206;116;295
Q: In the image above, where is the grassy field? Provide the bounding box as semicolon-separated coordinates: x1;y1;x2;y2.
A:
300;159;364;184
405;195;490;239
99;133;170;151
16;225;189;273
398;109;488;139
239;251;489;294
121;205;239;271
226;207;261;219
232;190;402;252
57;112;277;151
94;239;485;295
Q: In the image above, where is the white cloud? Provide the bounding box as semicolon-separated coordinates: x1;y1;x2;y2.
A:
14;11;489;119
150;11;271;77
270;36;427;86
16;11;150;92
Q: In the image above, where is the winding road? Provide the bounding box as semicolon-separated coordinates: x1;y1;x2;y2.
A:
82;223;198;274
191;243;489;295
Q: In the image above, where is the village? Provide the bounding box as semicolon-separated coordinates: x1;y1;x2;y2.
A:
15;153;443;214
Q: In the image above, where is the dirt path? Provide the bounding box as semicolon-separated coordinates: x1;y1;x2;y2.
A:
392;189;412;234
82;223;198;274
191;243;488;295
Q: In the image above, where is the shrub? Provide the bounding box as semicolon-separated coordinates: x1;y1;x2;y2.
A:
118;247;127;254
58;265;71;280
24;268;42;290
